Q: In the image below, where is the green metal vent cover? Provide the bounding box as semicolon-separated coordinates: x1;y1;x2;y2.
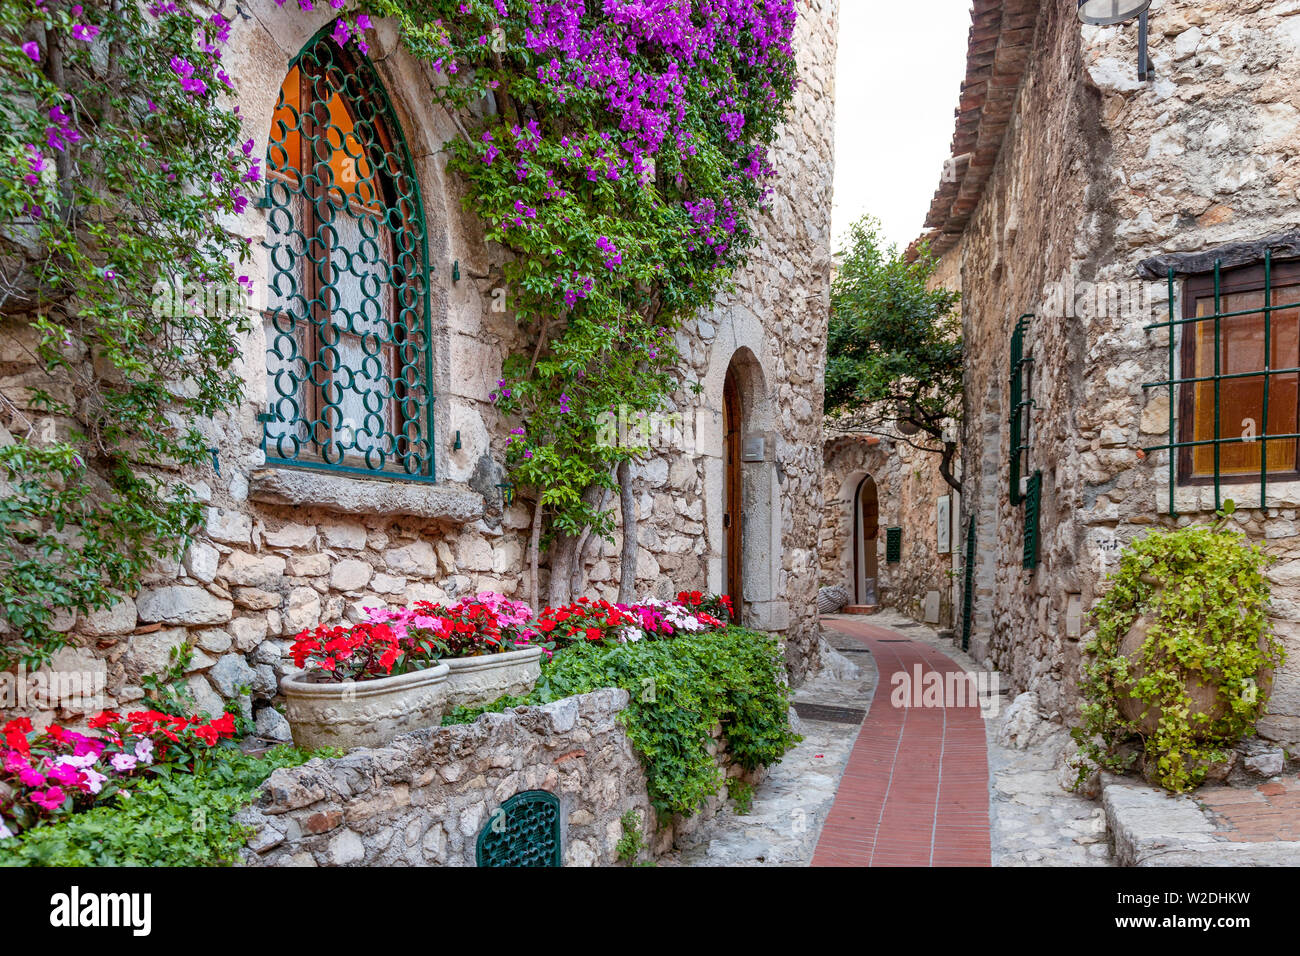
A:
476;790;562;867
885;526;902;564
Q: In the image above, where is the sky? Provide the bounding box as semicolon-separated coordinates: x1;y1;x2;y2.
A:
830;0;974;256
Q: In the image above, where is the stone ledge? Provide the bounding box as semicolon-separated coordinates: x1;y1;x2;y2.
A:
249;468;485;523
1102;776;1219;866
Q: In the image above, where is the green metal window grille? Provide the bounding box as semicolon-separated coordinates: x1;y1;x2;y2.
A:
885;526;902;564
476;790;562;867
1143;253;1300;515
261;30;434;482
1009;313;1034;505
960;515;976;652
1022;470;1043;571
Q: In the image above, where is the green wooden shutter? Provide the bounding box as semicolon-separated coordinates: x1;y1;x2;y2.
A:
885;527;902;564
1023;470;1043;570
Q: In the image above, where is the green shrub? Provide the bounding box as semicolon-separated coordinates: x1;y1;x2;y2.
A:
1073;508;1286;793
0;744;327;867
446;627;799;819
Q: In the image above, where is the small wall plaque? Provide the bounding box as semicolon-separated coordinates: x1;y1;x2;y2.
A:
923;590;941;624
937;495;952;555
741;436;766;462
1065;594;1083;640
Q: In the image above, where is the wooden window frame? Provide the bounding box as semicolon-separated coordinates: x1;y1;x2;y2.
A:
1177;260;1300;487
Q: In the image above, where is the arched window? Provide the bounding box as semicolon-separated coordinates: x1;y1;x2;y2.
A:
261;31;433;480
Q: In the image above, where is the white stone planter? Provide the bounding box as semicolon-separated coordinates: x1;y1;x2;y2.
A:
443;646;544;709
280;662;450;750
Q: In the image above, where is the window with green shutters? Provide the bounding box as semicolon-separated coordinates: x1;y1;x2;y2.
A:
885;526;902;564
1022;470;1043;570
261;32;434;482
1009;313;1034;505
1010;314;1042;569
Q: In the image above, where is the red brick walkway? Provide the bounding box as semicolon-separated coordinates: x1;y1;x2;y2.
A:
811;618;991;867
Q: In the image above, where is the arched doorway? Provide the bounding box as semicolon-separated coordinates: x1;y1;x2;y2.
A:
852;475;879;606
722;365;743;620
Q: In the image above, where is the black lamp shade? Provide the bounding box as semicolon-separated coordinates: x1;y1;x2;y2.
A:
1077;0;1151;25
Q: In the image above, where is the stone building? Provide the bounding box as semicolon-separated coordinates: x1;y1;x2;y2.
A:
919;0;1300;746
819;430;958;626
1;0;839;728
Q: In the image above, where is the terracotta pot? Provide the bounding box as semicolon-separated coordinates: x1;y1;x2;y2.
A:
280;662;450;750
1116;595;1273;736
443;646;544;710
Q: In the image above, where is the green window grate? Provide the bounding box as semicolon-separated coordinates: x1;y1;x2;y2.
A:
885;526;902;564
1009;314;1034;505
476;790;562;867
1022;470;1043;570
261;29;434;482
1143;254;1300;515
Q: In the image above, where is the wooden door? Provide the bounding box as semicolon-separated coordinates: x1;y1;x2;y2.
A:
723;370;743;621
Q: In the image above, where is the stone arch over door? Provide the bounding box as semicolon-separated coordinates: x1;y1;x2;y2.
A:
700;317;784;632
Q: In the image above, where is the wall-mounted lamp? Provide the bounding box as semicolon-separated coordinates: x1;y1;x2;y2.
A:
496;482;515;507
1078;0;1152;81
452;261;461;282
452;430;462;451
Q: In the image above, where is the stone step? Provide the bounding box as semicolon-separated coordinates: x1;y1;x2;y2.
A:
841;605;880;615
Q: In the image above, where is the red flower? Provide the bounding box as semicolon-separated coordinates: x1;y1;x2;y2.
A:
209;713;236;738
192;723;221;747
585;627;603;641
87;711;121;730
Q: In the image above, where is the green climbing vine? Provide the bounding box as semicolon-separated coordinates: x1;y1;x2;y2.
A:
372;0;801;595
1072;503;1286;793
0;1;254;667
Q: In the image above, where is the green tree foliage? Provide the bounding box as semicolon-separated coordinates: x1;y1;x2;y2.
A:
824;216;963;489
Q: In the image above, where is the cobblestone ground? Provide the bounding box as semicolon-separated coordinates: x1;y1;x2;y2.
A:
676;610;1112;866
862;610;1111;867
670;636;877;865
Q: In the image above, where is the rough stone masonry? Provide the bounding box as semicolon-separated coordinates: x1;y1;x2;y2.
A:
916;0;1300;750
0;0;841;730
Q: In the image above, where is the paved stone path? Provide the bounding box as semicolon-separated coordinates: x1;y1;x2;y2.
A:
1198;777;1300;843
669;633;877;866
811;617;991;866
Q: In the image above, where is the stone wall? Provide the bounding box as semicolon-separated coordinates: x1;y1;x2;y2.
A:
237;689;761;866
925;0;1300;745
819;434;956;625
0;1;839;725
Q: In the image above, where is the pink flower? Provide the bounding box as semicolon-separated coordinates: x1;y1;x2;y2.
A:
22;41;39;62
18;766;45;787
71;24;99;43
110;753;137;773
81;767;107;795
134;738;153;765
30;787;65;811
